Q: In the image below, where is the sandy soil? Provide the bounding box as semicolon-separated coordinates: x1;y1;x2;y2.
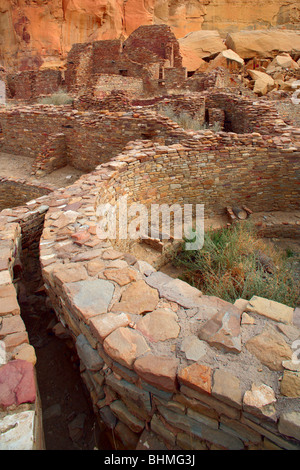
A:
0;152;84;188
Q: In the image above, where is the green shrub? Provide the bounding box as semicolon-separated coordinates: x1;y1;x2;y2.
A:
38;90;73;106
173;221;299;307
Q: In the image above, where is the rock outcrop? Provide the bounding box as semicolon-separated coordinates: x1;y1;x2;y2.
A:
225;30;300;59
178;30;226;63
202;0;300;36
0;0;300;71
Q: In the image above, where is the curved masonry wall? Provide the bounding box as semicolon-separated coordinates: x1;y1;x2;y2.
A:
0;177;53;211
35;135;299;450
94;133;300;218
0;105;300;449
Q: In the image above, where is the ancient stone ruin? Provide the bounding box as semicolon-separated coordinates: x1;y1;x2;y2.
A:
0;11;300;452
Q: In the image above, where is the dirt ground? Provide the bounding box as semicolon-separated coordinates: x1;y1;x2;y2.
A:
0;152;84;188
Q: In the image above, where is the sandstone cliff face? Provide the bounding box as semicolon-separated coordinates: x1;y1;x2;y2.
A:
0;0;299;71
202;0;300;35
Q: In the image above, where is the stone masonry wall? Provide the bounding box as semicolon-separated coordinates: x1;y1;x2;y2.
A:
94;75;144;96
204;90;288;134
0;106;187;172
1;91;299;175
94;137;299;218
0;203;47;449
0;136;299;449
64;25;185;95
34;150;300;451
0;178;53;211
155;94;206;126
0;105;72;158
32;133;68;176
6;70;63;101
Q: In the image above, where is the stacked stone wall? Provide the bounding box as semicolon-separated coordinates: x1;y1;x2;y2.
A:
32;133;68;176
0;178;53;211
94;75;144;95
204;91;286;134
163;68;187;89
0;203;48;449
0;138;299;449
95;136;299;218
34;148;300;451
0;93;299;175
6;70;62;101
0;106;187;172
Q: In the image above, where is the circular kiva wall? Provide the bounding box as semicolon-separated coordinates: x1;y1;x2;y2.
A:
38;131;300;451
95;131;299;218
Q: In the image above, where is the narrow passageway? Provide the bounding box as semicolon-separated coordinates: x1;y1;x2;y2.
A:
15;224;113;450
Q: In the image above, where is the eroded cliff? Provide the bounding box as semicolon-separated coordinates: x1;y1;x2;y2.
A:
0;0;299;70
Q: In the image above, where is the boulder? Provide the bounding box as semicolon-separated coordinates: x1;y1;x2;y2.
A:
180;49;209;73
267;53;300;73
248;70;275;95
179;30;226;67
225;30;300;59
207;49;244;72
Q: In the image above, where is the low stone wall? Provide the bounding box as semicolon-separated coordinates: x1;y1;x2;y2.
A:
35;154;300;450
32;133;68;176
0;204;48;449
1;91;299;176
0;105;187;172
94;136;299;218
204;90;288;134
6;70;63;101
0;136;299;449
0;105;72;158
155;94;206;126
0;178;53;211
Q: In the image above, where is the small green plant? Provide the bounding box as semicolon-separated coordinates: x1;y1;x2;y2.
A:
286;247;295;258
38;89;73;106
173;221;299;307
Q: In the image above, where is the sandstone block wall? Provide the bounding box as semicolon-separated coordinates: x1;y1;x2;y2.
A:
204;90;287;134
0;106;72;158
6;70;63;101
95;137;299;219
0;178;53;212
163;68;188;89
0;105;187;172
155;94;206;126
0;135;299;449
32;133;68;176
0;206;48;449
34;149;299;451
124;25;183;68
0;90;299;176
64;25;185;95
94;75;144;96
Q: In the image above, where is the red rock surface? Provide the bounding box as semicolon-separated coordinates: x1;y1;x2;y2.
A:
0;359;36;407
1;0;298;70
